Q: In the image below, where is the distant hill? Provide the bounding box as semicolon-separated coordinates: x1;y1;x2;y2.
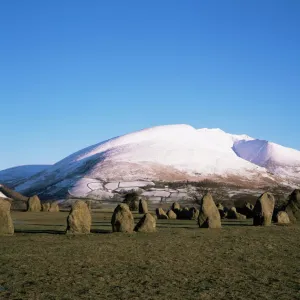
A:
0;165;50;188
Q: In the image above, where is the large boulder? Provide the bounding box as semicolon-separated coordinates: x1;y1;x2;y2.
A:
0;198;14;235
227;207;247;220
172;202;181;214
111;203;134;233
216;203;226;219
177;207;199;220
27;195;41;212
138;199;148;214
285;189;300;222
134;213;156;232
189;207;199;220
49;201;60;212
66;201;91;234
167;209;177;219
275;211;290;224
236;202;254;218
122;192;139;211
198;193;221;228
85;200;92;211
0;184;28;201
156;208;168;219
42;203;50;212
253;192;275;226
177;207;191;219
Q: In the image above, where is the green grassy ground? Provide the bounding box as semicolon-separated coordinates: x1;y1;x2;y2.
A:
0;210;299;300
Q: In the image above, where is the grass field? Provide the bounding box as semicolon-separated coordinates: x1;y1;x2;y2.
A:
0;210;299;300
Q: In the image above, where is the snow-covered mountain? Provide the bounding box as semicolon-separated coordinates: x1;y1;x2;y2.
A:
0;165;50;188
233;139;300;179
3;124;299;199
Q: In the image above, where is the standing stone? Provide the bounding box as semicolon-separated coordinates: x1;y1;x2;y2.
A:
156;208;168;219
276;211;290;224
123;192;139;211
66;201;91;234
285;189;300;223
227;207;247;220
198;193;221;228
189;207;199;220
27;195;41;212
237;202;254;218
216;203;227;219
138;199;148;214
0;184;28;201
85;200;92;211
227;207;235;219
49;201;60;212
172;202;180;212
0;198;14;235
177;207;191;219
134;213;156;232
42;203;50;212
167;209;177;219
253;192;275;226
111;203;134;233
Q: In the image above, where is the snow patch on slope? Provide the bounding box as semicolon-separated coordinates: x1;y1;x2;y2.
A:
233;139;300;177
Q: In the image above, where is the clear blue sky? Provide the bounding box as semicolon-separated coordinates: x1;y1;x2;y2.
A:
0;0;299;170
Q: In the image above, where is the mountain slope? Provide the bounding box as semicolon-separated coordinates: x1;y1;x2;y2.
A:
233;139;300;179
0;165;50;188
14;124;280;198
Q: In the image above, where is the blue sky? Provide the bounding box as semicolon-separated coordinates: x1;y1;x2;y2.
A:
0;0;299;170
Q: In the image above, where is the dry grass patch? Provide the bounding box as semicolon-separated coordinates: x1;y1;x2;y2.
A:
0;211;299;299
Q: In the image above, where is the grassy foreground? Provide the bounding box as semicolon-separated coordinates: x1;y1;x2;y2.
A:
0;211;299;300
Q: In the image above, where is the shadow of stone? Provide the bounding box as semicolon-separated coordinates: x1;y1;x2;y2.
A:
222;223;251;227
92;222;111;226
90;229;111;234
26;224;64;227
15;229;65;235
156;222;197;226
156;225;197;229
